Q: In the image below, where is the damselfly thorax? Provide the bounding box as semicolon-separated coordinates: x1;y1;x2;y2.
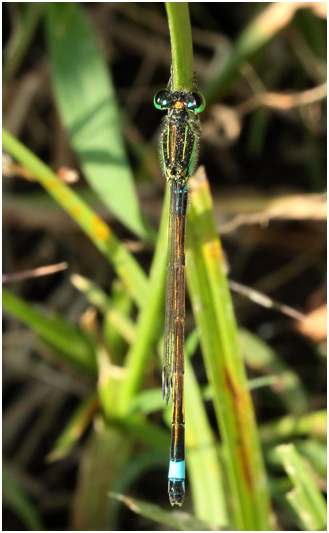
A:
155;90;204;184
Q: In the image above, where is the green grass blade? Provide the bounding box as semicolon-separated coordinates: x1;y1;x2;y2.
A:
117;186;170;414
202;3;306;102
109;451;168;531
109;493;215;531
45;3;153;240
3;287;96;374
3;3;44;80
47;393;99;462
71;274;136;344
103;280;133;360
3;462;44;531
185;356;228;527
71;425;132;531
260;410;327;444
2;128;147;308
295;440;327;480
129;388;164;415
186;168;271;531
276;443;327;531
239;328;309;414
111;415;169;454
165;3;194;90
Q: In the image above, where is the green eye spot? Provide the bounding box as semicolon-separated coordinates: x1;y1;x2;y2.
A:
154;89;171;110
193;92;206;113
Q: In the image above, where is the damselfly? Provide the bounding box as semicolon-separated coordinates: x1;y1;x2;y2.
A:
154;77;205;506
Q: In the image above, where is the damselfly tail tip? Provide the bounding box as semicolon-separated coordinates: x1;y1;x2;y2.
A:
168;480;185;507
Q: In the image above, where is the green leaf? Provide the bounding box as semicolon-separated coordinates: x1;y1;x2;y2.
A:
202;3;323;102
71;274;135;344
2;128;148;308
260;410;327;444
110;451;168;530
3;463;44;531
71;424;132;531
276;443;327;531
109;493;216;531
3;3;44;80
117;186;170;414
3;287;96;374
295;440;327;480
103;280;133;361
239;328;309;414
185;356;228;527
45;3;153;240
47;394;99;462
129;388;164;415
111;415;169;454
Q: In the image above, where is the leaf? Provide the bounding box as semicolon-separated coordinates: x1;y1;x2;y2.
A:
239;328;309;414
71;424;132;531
2;128;148;308
202;2;325;102
117;186;170;414
276;444;327;531
3;463;44;531
3;3;44;80
185;356;228;527
109;493;217;531
260;410;327;444
71;274;135;344
45;3;153;240
3;287;96;374
47;394;99;462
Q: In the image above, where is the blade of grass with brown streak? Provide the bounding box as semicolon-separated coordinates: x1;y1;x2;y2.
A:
2;128;147;308
186;167;271;531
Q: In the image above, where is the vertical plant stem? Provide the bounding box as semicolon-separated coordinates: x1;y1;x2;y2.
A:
165;2;194;90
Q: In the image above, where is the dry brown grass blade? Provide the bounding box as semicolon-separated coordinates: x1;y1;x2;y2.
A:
237;82;327;115
2;262;68;283
255;2;326;41
218;192;326;233
294;303;327;342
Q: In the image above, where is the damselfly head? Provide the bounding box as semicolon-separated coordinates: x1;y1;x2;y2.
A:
154;89;205;113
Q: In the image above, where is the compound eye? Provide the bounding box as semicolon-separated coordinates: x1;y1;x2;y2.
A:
154;89;172;110
186;92;206;113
